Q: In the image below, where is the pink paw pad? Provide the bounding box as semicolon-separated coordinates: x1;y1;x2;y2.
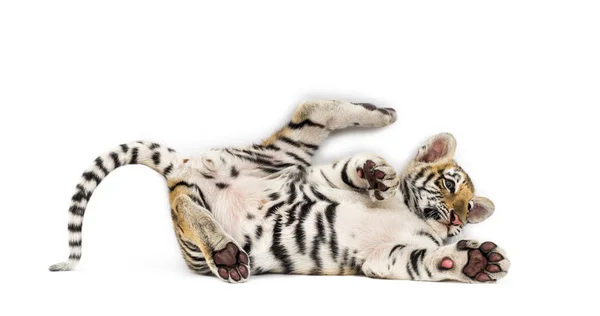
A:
440;257;454;269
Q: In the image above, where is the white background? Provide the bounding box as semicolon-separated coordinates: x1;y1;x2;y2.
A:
1;1;598;315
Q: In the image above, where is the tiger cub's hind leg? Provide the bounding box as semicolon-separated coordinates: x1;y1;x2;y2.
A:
260;100;397;167
171;195;250;283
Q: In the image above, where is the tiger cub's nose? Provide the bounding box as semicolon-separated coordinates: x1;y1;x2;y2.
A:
450;210;463;226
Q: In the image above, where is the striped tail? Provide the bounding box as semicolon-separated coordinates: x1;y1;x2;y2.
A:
49;141;183;271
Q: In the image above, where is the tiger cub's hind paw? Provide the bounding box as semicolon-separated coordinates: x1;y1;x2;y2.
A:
213;242;250;284
350;102;398;127
439;240;510;283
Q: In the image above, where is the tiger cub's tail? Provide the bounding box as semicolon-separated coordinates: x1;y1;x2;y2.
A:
49;141;184;272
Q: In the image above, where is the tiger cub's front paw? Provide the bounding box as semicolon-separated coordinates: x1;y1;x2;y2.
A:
355;156;400;201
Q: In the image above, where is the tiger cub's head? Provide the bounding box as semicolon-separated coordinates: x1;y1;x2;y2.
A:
400;133;495;238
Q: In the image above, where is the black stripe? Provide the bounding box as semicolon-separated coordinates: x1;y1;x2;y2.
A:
269;192;280;201
188;195;205;207
163;163;174;176
303;143;319;150
265;201;285;218
130;148;139;164
216;182;228;189
69;240;82;247
197;189;210;212
255;225;263;239
421;172;436;187
325;203;339;261
389;244;406;257
167;147;176;153
183;251;206;263
230;166;239;178
285;201;302;226
406;263;414;280
243;235;252;254
341;160;361;190
94;157;109;176
413;168;426;182
152;152;161;165
310;213;325;274
69;254;81;260
278;136;301;148
68;223;82;232
377;108;389;115
417;230;441;246
168;182;210;212
294;199;316;255
339;248;350;274
288;119;325;129
260;167;282;174
271;214;294;273
187;262;209;271
287;184;297;204
184;253;206;263
226;149;293;170
82;171;102;184
310;186;333;202
410;249;425;277
285;151;310;166
419;249;426;262
149;143;160;150
169;181;195;191
402;179;410;207
110;152;121;168
315;213;326;243
180;243;207;262
246;149;273;160
71;185;89;202
182;240;202;253
120;144;129;153
69;205;85;216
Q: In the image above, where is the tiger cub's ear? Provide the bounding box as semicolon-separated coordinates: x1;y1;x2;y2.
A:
467;197;495;224
415;133;457;163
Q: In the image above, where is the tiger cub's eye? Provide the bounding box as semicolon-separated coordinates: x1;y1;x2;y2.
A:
444;179;455;192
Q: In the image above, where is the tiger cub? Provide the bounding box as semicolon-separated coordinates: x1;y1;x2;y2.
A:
50;100;509;283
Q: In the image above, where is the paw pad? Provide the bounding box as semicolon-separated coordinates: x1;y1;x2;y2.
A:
458;240;507;282
213;242;250;283
357;160;390;200
439;257;454;270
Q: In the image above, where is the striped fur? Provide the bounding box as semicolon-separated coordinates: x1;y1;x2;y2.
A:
50;100;509;284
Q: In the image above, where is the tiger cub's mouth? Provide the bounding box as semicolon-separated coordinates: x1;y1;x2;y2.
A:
424;208;463;227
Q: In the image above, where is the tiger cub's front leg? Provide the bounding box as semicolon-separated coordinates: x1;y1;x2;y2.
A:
170;194;250;283
361;241;510;283
311;154;400;201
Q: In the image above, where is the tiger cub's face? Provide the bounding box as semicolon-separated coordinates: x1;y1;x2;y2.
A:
401;133;495;237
